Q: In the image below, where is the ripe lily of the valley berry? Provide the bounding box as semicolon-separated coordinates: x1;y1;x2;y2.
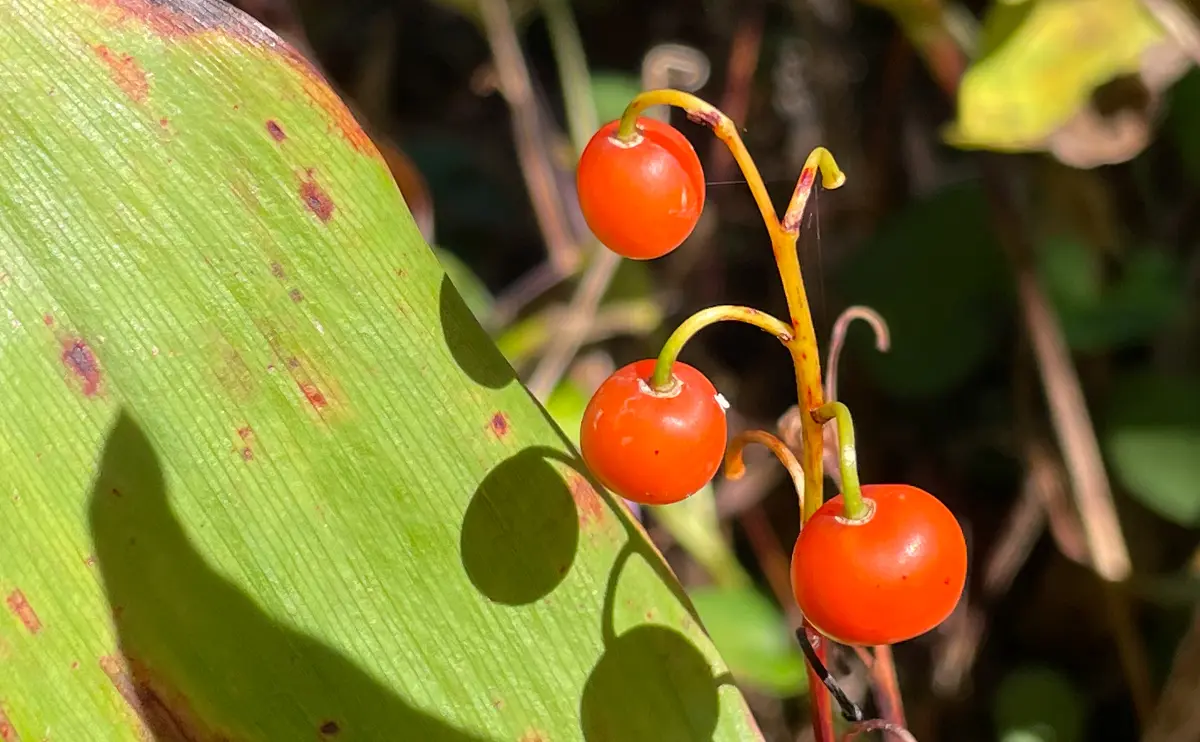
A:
572;88;967;736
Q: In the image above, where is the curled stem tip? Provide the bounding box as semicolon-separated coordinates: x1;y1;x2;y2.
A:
725;429;805;513
782;146;846;233
824;305;891;403
652;305;792;390
812;401;867;521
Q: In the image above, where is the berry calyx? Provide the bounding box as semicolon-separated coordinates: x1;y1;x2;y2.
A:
580;359;727;505
576;117;706;260
790;484;968;646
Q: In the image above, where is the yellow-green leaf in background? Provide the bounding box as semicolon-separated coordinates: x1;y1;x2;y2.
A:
945;0;1165;151
0;1;764;740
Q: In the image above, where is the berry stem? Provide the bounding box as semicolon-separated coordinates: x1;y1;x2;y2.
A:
651;304;792;391
725;429;805;513
812;401;868;521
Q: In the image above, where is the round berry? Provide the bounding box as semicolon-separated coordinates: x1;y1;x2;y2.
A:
790;484;967;646
576;118;706;260
580;359;727;505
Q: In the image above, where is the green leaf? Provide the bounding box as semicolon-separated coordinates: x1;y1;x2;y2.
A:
650;485;750;590
946;0;1165;151
1037;237;1184;351
837;182;1010;399
689;587;808;697
1104;373;1200;525
543;378;590;447
0;2;763;740
590;71;644;125
993;665;1086;742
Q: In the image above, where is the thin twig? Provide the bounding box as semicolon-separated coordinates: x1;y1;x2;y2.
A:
478;0;579;273
708;9;765;183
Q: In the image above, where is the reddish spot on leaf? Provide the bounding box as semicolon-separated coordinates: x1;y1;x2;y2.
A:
299;172;335;222
5;590;41;634
92;45;148;103
567;473;604;530
299;382;327;410
490;412;509;438
158;117;169;128
237;426;253;441
240;447;253;461
62;339;101;396
0;708;17;742
42;314;53;327
280;53;380;159
265;119;286;142
100;653;221;739
319;720;340;736
288;288;304;303
71;660;80;670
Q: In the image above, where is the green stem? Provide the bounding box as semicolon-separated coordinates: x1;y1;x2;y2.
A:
812;402;868;521
651;305;793;391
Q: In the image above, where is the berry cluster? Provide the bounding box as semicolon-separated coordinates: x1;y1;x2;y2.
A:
573;90;968;652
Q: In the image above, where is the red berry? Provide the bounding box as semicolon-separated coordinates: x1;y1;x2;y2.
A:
576;118;706;260
580;359;727;505
790;484;967;646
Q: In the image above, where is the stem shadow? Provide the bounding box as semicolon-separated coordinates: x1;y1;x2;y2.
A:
88;411;488;741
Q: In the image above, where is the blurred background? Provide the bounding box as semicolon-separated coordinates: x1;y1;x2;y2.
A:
227;0;1200;739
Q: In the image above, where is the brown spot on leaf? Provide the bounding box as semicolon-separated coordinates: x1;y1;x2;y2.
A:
489;412;509;438
100;653;224;740
288;288;303;303
237;426;253;441
0;708;17;742
286;357;300;369
6;591;41;635
280;53;380;159
319;720;340;736
299;382;327;410
265;119;286;142
567;473;604;530
92;45;149;103
240;447;253;461
519;730;547;742
270;262;286;279
62;339;101;396
299;173;334;222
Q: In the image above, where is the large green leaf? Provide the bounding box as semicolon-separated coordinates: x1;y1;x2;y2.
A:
0;2;763;740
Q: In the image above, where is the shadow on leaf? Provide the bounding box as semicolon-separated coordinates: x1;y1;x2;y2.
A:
89;411;488;741
460;446;580;605
439;274;515;389
580;624;721;741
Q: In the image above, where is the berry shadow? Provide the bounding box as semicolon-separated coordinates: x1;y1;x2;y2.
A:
439;274;516;389
460;446;580;605
89;411;487;741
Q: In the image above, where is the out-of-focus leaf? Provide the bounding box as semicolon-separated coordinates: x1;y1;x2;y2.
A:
651;485;749;589
837;182;1010;399
590;70;644;124
434;246;495;327
1104;373;1200;525
1037;237;1184;351
544;377;590;447
690;587;808;697
945;0;1165;152
0;2;765;740
1167;68;1200;182
993;665;1086;742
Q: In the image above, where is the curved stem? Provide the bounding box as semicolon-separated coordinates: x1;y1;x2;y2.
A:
812;402;868;521
652;305;792;390
824;305;891;403
843;720;919;742
725;430;805;515
615;89;783;237
782;146;846;233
